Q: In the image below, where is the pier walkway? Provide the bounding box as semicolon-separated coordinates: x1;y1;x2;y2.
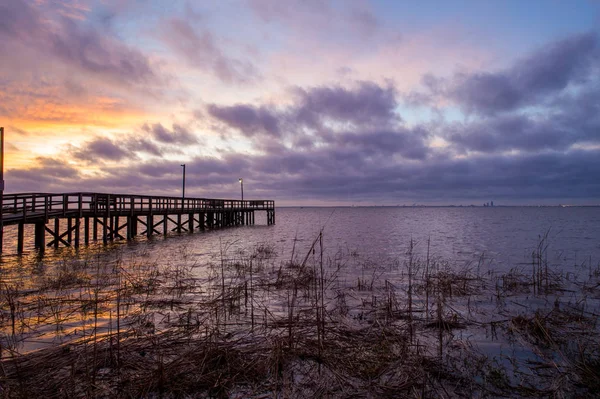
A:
0;192;275;253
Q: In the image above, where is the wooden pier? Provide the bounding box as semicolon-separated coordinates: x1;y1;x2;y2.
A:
0;192;275;254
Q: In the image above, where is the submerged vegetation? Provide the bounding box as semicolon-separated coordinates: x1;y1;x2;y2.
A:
0;231;599;398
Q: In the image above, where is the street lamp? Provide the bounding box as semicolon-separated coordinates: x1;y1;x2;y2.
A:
238;178;244;203
181;164;186;200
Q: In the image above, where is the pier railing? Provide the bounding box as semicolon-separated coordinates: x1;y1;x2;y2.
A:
1;192;275;224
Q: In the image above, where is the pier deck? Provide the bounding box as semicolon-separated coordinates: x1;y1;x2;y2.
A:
0;192;275;253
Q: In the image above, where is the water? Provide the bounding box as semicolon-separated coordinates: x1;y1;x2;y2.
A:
2;207;600;395
3;206;600;272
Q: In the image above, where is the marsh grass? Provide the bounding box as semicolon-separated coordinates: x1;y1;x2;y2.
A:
0;233;599;398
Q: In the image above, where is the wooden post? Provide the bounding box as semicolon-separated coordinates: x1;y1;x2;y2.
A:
54;218;60;248
102;216;108;244
34;220;45;250
84;217;89;245
177;214;182;233
17;222;24;253
126;216;132;240
147;198;153;238
74;218;80;247
106;194;111;243
163;215;168;235
67;218;73;244
188;213;193;232
93;217;98;241
147;215;153;238
109;215;114;241
131;216;138;237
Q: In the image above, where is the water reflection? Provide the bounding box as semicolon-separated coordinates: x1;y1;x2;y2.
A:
2;207;600;274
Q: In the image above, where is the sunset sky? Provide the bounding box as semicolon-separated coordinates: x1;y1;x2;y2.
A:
2;0;600;205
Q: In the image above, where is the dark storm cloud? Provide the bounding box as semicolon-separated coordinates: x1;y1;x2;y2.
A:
0;0;157;86
161;17;260;84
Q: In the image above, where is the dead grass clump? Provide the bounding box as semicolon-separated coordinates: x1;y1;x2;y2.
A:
499;267;532;294
510;312;554;347
1;232;599;398
273;261;315;289
433;269;482;297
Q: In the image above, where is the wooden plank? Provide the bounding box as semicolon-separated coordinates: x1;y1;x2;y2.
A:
0;191;275;252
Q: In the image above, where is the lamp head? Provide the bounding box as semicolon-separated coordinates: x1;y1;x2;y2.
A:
239;178;243;183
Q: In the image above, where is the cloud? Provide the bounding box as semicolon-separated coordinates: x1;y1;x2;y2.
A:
4;23;600;205
72;137;130;162
444;86;600;154
0;0;157;86
70;124;200;164
292;82;399;128
247;0;379;40
142;123;199;145
7;157;81;192
207;81;399;140
125;137;163;157
161;17;260;84
433;32;600;115
335;128;430;160
206;104;280;137
8;142;600;205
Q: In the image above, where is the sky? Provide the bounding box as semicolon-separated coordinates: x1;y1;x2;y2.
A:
1;0;600;206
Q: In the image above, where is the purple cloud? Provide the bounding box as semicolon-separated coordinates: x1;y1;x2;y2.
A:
450;32;599;114
72;137;130;162
293;82;399;127
247;0;380;41
208;81;399;140
142;123;198;145
207;104;280;137
7;157;80;192
0;0;157;86
161;17;260;84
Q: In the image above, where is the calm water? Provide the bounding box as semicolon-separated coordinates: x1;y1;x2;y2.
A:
2;206;600;377
2;206;600;272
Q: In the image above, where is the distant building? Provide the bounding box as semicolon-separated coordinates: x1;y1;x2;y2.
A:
491;201;494;207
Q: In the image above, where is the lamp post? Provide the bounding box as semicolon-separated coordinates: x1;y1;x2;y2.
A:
181;164;186;200
238;178;243;203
